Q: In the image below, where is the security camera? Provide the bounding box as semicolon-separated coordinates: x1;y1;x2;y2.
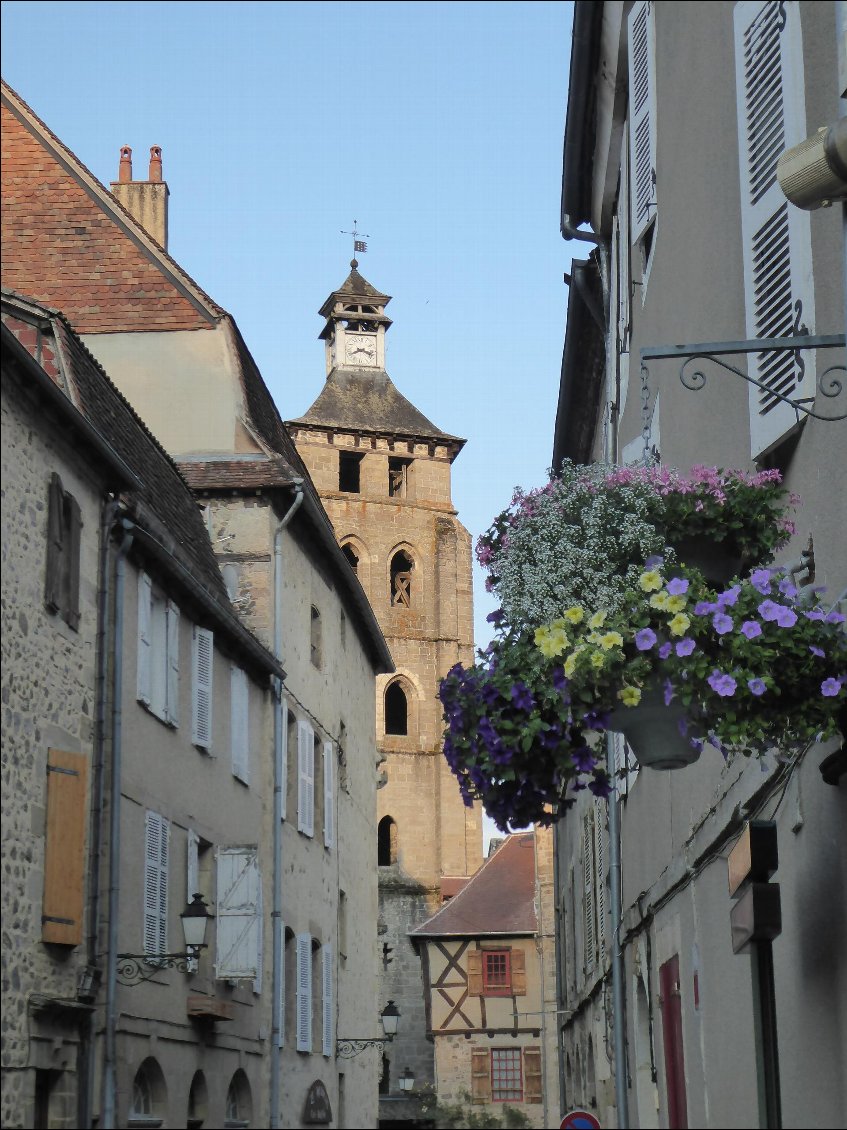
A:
777;117;847;209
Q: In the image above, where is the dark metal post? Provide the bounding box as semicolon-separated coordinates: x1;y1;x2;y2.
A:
750;941;782;1129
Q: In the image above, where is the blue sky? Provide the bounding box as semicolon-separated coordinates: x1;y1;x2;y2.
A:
1;0;575;652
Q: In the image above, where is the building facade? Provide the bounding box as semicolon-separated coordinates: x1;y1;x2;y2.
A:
287;267;484;1118
553;3;846;1128
2;79;394;1129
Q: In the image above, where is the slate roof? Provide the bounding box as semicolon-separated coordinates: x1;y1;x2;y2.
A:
2;290;283;682
412;833;537;937
318;265;391;317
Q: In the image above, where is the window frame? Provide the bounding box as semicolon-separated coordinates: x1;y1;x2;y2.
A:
490;1047;523;1104
481;949;512;996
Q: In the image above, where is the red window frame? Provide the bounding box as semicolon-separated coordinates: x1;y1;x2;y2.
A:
491;1047;523;1103
482;949;512;995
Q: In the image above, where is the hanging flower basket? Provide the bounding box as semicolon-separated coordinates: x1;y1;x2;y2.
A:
614;676;702;771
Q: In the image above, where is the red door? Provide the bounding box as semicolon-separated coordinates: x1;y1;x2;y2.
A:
659;954;688;1128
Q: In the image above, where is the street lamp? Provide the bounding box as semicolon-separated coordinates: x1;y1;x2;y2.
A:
116;894;212;985
399;1067;415;1093
337;1000;401;1058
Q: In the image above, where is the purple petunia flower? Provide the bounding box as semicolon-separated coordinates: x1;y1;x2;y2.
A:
708;669;737;697
675;638;696;656
636;627;658;651
552;667;569;694
775;606;797;628
694;600;717;616
667;577;689;596
748;678;767;696
778;578;797;598
713;612;734;635
821;677;842;697
658;642;673;659
718;585;742;608
664;678;675;705
511;681;535;711
750;568;772;594
572;747;596;773
486;608;505;625
759;600;782;622
740;620;762;639
645;555;664;569
804;608;827;621
588;775;613;799
809;645;825;658
826;610;846;625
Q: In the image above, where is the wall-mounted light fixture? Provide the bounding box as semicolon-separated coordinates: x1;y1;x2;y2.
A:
337;1000;401;1059
116;894;212;986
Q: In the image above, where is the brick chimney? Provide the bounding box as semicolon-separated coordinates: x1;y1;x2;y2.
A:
110;145;169;250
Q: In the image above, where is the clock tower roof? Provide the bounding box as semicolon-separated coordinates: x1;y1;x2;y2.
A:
318;262;393;338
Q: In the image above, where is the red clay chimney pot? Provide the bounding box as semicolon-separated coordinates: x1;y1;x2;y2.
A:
148;145;163;182
118;146;132;183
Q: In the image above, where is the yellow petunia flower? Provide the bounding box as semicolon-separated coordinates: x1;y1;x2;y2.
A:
639;569;663;592
618;685;642;707
563;606;585;625
551;618;570;632
590;651;606;669
598;631;624;651
537;629;569;658
668;612;691;637
666;594;688;613
588;610;607;629
564;653;578;677
649;591;670;610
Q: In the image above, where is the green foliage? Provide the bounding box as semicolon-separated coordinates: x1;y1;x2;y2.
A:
415;1087;533;1130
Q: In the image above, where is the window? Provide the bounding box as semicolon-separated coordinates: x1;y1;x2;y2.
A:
129;1058;166;1128
42;749;87;945
44;472;81;630
296;932;313;1052
231;665;249;783
138;572;180;726
338;451;363;493
388;457;412;498
482;950;511;995
310;606;322;669
187;1071;208;1130
341;543;359;574
491;1048;523;1103
384;682;408;735
224;1070;252;1129
191;625;212;746
734;0;815;459
378;816;398;867
390;550;413;607
215;847;261;982
143;812;169;958
297;720;315;837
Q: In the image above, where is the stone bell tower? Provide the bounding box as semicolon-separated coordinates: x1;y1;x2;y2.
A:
288;261;483;1105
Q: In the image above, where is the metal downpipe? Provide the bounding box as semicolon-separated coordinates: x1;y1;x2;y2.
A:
270;481;304;1128
102;518;134;1129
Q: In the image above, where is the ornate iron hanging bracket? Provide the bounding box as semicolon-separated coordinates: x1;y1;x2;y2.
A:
336;1036;393;1059
640;334;846;423
115;952;198;986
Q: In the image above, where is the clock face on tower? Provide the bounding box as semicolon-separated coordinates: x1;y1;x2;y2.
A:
345;333;377;366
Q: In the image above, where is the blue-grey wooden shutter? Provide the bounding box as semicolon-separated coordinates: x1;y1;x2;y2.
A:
192;627;214;748
322;943;334;1056
628;0;657;242
215;846;260;979
166;600;180;726
298;721;315;837
231;665;249;783
323;741;335;849
734;0;815;459
137;572;152;706
144;811;169;956
296;932;312;1052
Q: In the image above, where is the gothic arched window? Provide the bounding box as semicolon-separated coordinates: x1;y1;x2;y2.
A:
384;682;408;736
390;551;413;607
378;816;398;866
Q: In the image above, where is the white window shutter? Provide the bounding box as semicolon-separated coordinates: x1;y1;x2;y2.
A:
323;741;335;850
594;801;607;959
322;943;334;1057
192;627;214;749
144;811;169;956
734;0;815;459
296;932;313;1052
277;921;286;1048
137;572;152;706
253;872;263;995
280;699;289;822
215;847;260;979
583;810;596;974
166;600;180;726
231;665;249;783
617;146;632;351
627;0;657;241
187;827;199;902
298;721;315;837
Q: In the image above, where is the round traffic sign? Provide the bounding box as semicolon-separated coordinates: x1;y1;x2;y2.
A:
560;1110;601;1130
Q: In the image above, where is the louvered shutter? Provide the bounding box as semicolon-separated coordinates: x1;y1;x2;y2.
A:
215;847;260;979
628;0;657;241
144;811;169;956
253;873;263;995
45;473;65;612
524;1047;543;1104
298;721;315;837
594;800;607;959
323;741;335;849
137;572;153;706
471;1048;492;1103
192;627;214;748
231;666;249;783
322;943;334;1056
296;932;313;1052
467;950;483;996
187;828;199;901
65;494;82;630
734;0;815;459
617;149;632;352
583;810;596;973
280;699;289;821
277;921;286;1048
511;948;527;996
166;600;180;726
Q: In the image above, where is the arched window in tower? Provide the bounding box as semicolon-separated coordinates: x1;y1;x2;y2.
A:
310;606;322;669
388;457;412;498
385;682;408;735
341;543;359;575
390;551;413;607
378;816;398;866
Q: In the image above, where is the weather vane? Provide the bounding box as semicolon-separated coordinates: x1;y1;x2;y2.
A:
341;220;369;264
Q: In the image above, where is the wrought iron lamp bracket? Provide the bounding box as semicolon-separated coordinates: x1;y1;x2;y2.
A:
115;950;204;986
336;1035;393;1059
638;334;846;457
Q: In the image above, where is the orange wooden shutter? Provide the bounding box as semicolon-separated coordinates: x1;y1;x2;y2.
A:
524;1046;542;1103
467;949;483;995
511;948;527;995
471;1047;491;1103
42;749;88;945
